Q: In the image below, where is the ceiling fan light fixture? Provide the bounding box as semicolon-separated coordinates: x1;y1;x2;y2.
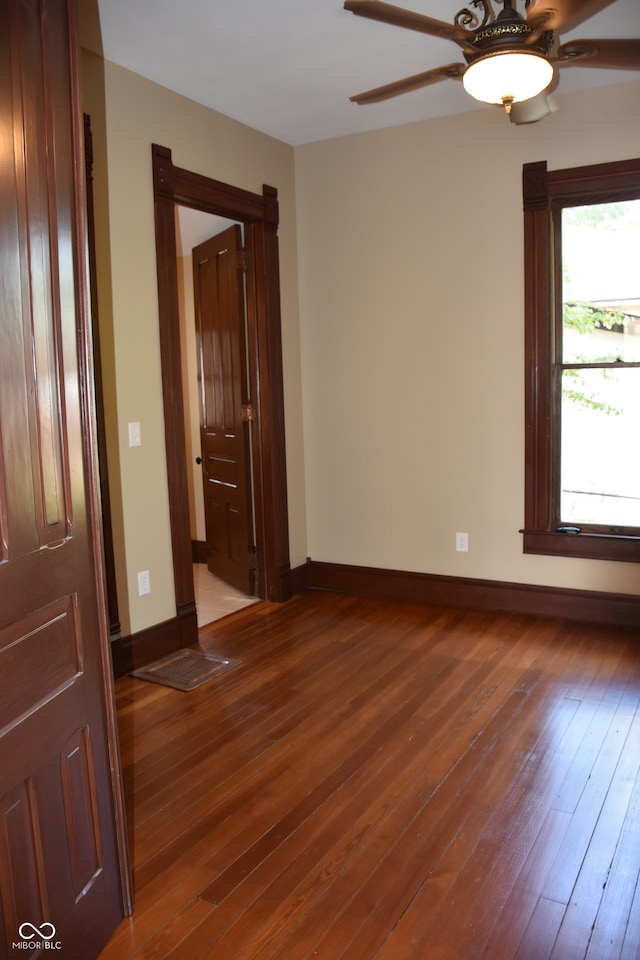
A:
463;50;554;110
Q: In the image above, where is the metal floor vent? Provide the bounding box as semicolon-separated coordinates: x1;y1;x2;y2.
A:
131;648;240;692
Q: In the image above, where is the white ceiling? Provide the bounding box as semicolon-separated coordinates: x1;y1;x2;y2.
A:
95;0;640;145
175;207;237;257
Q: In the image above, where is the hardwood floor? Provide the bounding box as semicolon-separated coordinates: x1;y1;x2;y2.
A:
100;591;640;960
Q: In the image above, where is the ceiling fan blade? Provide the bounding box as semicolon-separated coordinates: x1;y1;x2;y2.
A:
556;38;640;70
526;0;617;35
344;1;472;49
350;62;465;104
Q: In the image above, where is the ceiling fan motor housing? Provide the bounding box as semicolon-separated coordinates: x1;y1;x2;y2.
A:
462;4;554;64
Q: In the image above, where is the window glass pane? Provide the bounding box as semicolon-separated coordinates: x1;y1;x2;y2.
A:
562;200;640;364
561;367;640;528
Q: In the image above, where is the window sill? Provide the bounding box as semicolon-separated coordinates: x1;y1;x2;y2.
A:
522;530;640;563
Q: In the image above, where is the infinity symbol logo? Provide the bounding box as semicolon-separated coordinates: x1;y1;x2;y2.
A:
18;922;56;940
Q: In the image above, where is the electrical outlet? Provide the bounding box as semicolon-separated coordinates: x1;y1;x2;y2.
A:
456;532;469;553
137;570;151;596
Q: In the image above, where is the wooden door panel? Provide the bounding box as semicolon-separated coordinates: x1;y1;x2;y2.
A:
9;0;72;551
60;728;102;899
0;721;105;945
0;782;47;944
204;492;246;570
193;226;255;595
0;597;81;731
206;454;238;486
0;0;126;955
0;672;109;940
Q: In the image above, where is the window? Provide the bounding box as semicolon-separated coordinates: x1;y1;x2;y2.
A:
522;158;640;563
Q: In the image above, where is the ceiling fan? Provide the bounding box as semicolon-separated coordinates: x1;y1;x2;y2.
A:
344;0;640;124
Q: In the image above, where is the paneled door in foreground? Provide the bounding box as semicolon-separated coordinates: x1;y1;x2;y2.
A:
0;1;127;957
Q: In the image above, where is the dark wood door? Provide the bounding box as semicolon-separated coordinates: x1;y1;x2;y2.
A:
0;1;127;957
193;226;256;596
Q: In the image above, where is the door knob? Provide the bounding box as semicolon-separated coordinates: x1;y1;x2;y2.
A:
195;456;202;464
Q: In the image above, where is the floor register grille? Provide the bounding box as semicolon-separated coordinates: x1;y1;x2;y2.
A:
131;648;239;691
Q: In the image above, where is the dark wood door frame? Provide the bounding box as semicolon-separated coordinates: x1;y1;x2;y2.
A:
85;114;121;641
152;144;291;645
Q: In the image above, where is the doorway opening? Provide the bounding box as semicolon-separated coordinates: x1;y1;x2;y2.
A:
175;208;259;626
152;144;292;648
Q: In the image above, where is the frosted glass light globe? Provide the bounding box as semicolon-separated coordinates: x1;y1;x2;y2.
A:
463;51;554;106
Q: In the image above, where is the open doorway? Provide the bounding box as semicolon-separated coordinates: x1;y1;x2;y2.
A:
175;208;260;626
152;145;292;649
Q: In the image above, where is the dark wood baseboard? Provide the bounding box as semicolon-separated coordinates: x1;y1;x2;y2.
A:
288;560;310;597
306;560;640;630
110;602;198;679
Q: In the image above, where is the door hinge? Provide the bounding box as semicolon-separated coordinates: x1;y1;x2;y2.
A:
242;403;255;422
238;249;249;271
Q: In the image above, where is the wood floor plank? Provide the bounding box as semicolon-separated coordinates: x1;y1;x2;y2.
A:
556;712;640;959
158;677;463;958
340;677;585;959
478;807;573;960
620;868;640;960
251;634;575;959
142;612;508;956
372;695;591;960
132;608;460;888
459;653;640;959
97;867;217;960
542;702;638;908
308;627;584;960
149;615;485;958
98;593;640;960
551;708;640;960
515;896;566;960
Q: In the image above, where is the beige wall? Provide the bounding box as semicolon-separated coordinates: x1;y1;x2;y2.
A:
294;78;640;597
83;56;306;634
